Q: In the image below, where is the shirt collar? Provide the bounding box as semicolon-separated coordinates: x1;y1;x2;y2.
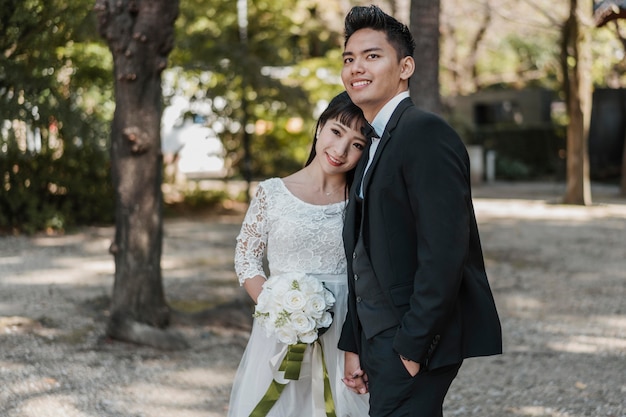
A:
371;91;410;137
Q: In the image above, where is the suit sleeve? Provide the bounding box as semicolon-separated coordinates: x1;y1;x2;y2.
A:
392;114;472;366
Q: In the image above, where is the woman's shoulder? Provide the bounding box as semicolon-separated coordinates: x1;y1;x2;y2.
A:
253;177;287;201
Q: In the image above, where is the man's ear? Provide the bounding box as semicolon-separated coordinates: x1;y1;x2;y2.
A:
400;56;415;80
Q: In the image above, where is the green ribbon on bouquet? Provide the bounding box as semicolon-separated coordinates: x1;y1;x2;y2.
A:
278;342;307;380
249;341;336;417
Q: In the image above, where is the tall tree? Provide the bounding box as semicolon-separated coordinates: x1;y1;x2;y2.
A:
561;0;593;205
409;0;442;113
95;0;186;349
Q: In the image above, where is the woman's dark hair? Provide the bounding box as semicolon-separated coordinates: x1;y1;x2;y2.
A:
344;5;415;60
304;91;366;192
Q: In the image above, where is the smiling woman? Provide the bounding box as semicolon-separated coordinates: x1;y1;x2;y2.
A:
227;92;371;417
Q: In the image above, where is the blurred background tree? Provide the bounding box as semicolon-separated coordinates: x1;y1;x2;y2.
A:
167;0;348;182
2;0;626;234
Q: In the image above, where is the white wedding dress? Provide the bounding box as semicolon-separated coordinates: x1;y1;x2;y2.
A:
228;178;370;417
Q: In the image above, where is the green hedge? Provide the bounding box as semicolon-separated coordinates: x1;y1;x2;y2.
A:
0;140;114;234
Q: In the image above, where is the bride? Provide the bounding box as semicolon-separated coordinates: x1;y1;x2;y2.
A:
227;92;370;417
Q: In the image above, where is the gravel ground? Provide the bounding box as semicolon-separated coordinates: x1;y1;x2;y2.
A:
1;181;625;417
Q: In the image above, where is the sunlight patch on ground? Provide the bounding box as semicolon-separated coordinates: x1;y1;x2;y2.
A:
120;383;224;416
0;316;40;334
4;377;62;404
547;335;626;354
506;405;574;416
164;367;236;387
502;294;544;316
0;265;111;286
31;234;90;247
53;258;113;274
124;382;203;405
18;396;92;417
0;256;22;266
474;199;626;222
591;314;626;330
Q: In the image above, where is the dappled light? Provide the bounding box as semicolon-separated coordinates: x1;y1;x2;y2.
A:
548;334;626;354
17;395;90;417
508;406;574;416
501;294;544;317
474;198;626;223
1;187;624;416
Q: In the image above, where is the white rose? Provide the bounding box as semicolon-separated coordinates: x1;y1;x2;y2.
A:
276;326;298;345
299;330;318;344
255;290;270;312
262;320;276;338
304;293;326;318
323;288;335;306
267;309;282;327
300;276;323;293
318;311;333;328
271;276;293;297
291;311;316;334
283;289;307;313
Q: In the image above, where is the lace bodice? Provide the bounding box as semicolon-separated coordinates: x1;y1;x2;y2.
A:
234;178;348;284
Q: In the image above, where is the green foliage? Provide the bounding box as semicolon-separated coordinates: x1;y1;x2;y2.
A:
163;186;232;217
0;137;114;234
591;25;626;87
7;0;624;231
181;187;229;209
478;32;561;90
167;0;345;178
1;0;115;233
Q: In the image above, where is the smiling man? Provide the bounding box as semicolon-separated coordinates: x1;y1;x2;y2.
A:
337;5;502;417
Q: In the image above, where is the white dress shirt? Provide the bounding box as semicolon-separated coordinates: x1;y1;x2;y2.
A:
359;91;410;198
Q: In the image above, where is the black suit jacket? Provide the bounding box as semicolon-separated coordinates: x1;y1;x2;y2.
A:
338;97;502;370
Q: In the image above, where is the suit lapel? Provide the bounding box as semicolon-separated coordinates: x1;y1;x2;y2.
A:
352;140;370;199
361;97;413;196
344;141;371;250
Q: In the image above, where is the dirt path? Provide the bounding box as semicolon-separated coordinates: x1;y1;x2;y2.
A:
1;182;625;417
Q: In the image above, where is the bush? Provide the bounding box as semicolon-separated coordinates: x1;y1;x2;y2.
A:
0;140;114;234
163;185;232;217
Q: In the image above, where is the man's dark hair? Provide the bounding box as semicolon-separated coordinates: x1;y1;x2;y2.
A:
344;5;415;60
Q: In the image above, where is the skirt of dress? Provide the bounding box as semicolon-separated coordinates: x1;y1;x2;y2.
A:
227;273;370;417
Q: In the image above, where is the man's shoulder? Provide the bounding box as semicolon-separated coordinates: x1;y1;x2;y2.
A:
396;106;456;137
401;104;448;125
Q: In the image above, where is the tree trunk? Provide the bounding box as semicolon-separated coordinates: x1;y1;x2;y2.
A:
561;0;593;205
409;0;441;114
95;0;187;349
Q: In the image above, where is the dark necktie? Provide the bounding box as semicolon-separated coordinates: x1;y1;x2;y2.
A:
361;123;379;140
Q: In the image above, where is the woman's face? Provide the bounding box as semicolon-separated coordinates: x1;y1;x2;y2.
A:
315;117;367;174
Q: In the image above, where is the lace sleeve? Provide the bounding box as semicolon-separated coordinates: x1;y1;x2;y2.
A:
234;183;269;285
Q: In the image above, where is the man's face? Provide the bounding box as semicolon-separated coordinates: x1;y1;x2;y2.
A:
342;28;413;121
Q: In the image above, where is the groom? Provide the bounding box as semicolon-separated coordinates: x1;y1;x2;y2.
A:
338;5;502;416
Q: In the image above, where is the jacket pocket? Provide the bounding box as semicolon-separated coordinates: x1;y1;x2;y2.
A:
389;283;413;306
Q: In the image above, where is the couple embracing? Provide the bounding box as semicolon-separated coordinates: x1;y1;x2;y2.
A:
228;5;502;417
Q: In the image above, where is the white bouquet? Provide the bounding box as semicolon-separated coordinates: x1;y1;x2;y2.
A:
254;272;335;345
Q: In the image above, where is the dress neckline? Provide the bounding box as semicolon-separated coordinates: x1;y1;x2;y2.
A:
277;178;347;208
